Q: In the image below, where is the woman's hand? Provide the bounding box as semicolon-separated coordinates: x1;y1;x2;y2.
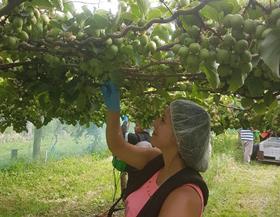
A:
101;80;120;112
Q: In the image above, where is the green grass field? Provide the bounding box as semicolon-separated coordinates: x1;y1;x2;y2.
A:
0;131;280;217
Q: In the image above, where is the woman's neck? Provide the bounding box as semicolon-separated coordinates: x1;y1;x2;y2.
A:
156;152;185;186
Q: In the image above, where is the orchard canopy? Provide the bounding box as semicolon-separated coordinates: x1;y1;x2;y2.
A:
0;0;279;134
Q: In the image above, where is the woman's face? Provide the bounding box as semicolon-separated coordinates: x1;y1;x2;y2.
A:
151;107;177;150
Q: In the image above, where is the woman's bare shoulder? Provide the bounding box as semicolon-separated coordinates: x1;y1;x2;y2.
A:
158;185;202;217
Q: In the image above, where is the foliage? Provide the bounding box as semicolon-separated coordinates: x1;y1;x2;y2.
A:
0;0;280;133
0;132;280;216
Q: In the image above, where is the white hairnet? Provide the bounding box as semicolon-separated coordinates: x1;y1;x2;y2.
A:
170;99;211;172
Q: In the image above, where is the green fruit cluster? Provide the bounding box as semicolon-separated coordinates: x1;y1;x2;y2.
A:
0;4;55;49
172;28;220;73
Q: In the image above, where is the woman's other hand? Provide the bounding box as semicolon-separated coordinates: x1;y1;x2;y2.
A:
101;80;120;112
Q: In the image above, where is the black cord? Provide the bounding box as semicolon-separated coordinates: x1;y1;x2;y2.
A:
107;195;124;217
106;168;124;217
112;168;118;202
159;0;174;16
159;0;187;32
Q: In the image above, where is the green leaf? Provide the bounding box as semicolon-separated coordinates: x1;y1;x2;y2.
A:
32;83;50;95
82;5;92;16
89;59;103;76
180;15;202;28
0;71;16;78
253;102;266;114
31;0;52;8
38;92;50;108
63;2;75;13
136;0;150;17
260;29;280;79
112;2;123;28
247;6;263;19
208;0;240;14
109;70;124;86
0;86;11;98
147;8;162;20
252;55;260;67
55;0;64;11
131;4;142;20
201;63;220;89
228;71;244;92
86;10;110;29
200;5;223;22
52;0;64;11
76;93;86;110
245;76;264;97
122;12;140;23
151;24;171;41
264;91;275;106
241;97;254;108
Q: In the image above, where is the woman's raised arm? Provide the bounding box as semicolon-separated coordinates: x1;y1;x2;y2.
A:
101;81;160;170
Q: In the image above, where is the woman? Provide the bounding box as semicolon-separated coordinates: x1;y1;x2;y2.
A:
102;82;211;217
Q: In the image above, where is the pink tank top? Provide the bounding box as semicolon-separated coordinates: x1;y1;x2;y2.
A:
125;170;204;217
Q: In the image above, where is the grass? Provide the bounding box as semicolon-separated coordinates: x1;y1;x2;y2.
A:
0;153;114;217
204;131;280;217
0;130;280;217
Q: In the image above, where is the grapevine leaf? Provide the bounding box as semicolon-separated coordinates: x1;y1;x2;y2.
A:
51;0;64;11
253;102;266;114
130;4;142;20
151;24;171;41
260;29;280;79
264;91;275;106
31;0;52;8
122;12;140;23
63;2;75;13
200;5;223;22
245;76;264;97
86;10;110;29
136;0;150;17
247;6;263;19
147;8;162;20
201;63;220;89
208;0;240;14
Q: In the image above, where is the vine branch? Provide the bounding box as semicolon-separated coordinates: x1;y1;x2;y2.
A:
124;71;205;83
253;0;270;14
141;60;180;69
218;102;248;111
0;0;26;17
157;42;178;51
243;0;270;15
195;12;222;39
78;0;215;45
18;42;89;57
0;61;32;70
159;0;173;16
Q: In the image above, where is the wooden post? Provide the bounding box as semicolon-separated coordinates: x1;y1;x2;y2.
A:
11;149;18;160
